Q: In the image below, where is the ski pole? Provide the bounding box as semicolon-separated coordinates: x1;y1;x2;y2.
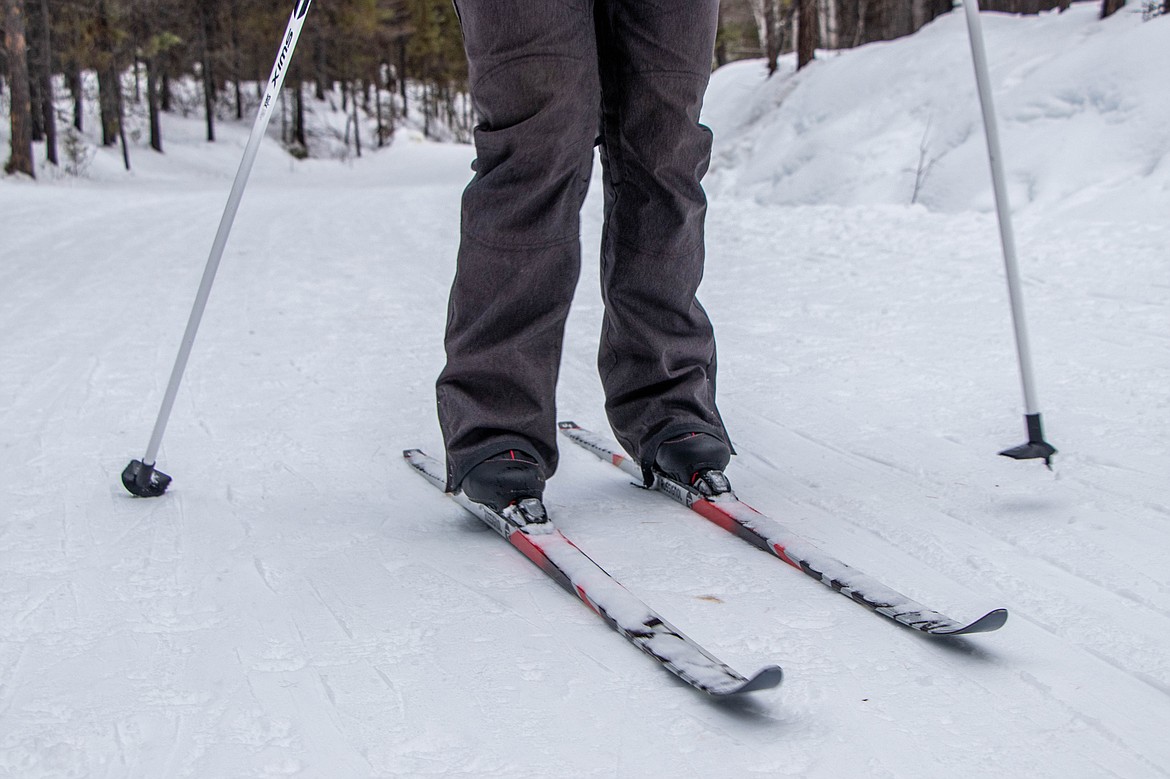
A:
122;0;314;497
961;0;1056;468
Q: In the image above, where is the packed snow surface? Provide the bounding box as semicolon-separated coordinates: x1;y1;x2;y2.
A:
2;4;1169;777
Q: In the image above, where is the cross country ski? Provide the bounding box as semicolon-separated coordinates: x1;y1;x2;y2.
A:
558;421;1008;636
403;449;783;696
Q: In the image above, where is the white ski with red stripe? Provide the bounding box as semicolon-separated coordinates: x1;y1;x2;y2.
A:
558;421;1007;637
403;449;783;696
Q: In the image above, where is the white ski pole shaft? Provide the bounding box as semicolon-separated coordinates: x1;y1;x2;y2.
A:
962;0;1055;466
962;0;1039;415
125;0;313;495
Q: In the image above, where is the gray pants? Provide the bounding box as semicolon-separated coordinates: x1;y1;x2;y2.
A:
437;0;730;491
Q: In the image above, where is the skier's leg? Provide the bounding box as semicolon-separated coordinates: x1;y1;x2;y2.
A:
593;0;732;473
437;1;599;491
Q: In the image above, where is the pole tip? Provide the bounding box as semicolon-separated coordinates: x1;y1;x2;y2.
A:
999;440;1057;469
122;460;172;497
1000;413;1056;469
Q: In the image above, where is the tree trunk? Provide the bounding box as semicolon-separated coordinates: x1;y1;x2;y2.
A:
36;0;55;165
229;0;243;119
818;0;833;48
66;64;82;131
3;0;35;177
797;0;819;70
96;0;120;146
351;80;361;158
887;0;914;38
1100;0;1124;17
26;0;43;141
764;0;779;75
398;36;408;118
425;82;435;138
854;0;869;46
374;68;385;147
746;0;766;57
146;56;162;152
199;0;217;142
116;73;131;170
314;36;326;100
29;76;44;141
97;68;120;146
294;81;306;148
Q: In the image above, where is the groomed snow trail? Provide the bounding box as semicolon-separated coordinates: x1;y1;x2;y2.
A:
3;7;1169;777
3;136;1168;778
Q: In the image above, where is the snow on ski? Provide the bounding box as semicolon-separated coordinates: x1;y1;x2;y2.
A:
403;449;783;696
557;422;1008;636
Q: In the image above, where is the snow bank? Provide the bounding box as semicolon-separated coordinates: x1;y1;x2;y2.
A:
703;3;1170;222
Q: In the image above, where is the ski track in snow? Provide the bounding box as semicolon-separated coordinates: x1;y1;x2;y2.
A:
4;9;1170;778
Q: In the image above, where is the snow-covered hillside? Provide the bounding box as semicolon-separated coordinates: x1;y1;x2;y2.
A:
2;4;1169;777
705;2;1170;222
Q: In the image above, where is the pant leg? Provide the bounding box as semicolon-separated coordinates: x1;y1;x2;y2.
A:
593;0;731;469
437;0;599;491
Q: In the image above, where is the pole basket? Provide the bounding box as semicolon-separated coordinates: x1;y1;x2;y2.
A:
122;460;173;497
999;413;1057;469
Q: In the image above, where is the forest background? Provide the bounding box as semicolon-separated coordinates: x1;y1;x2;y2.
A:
2;0;1159;179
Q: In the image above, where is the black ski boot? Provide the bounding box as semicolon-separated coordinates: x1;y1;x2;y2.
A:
460;449;546;513
654;432;733;496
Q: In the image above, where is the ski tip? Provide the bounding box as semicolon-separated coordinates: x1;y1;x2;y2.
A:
935;608;1009;636
962;608;1009;634
713;665;784;696
557;420;581;431
402;448;424;459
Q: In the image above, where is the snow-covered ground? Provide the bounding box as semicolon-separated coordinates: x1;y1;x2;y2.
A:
2;3;1169;777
